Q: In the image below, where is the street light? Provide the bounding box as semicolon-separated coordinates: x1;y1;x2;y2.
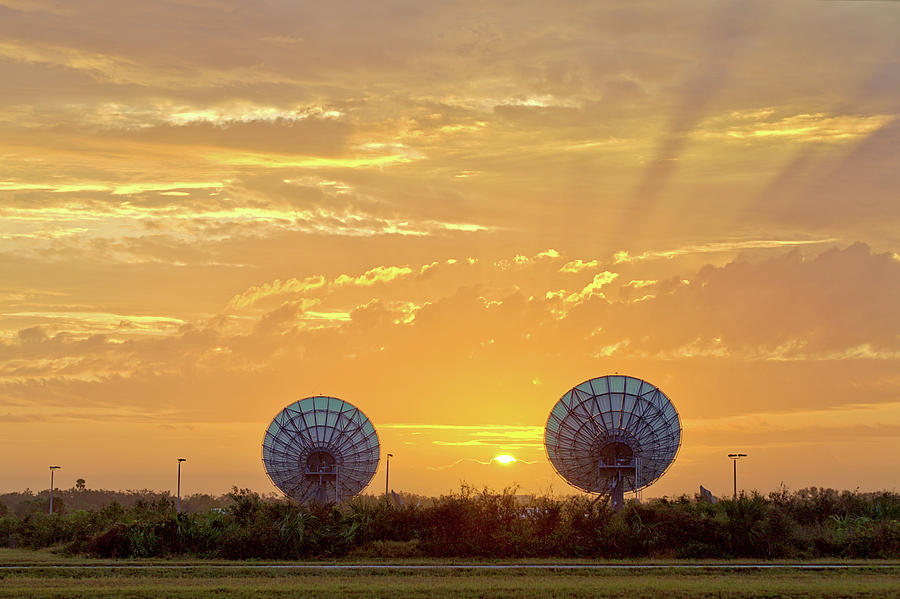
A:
176;458;186;513
385;453;394;498
728;453;747;499
49;465;60;515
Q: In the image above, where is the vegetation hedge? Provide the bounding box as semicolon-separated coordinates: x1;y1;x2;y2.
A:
1;486;898;559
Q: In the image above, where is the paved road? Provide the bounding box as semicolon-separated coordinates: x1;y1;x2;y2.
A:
2;563;898;570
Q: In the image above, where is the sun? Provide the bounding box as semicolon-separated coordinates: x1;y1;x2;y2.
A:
493;454;517;465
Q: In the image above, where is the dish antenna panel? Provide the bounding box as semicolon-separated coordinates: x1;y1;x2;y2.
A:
262;396;380;504
544;375;681;509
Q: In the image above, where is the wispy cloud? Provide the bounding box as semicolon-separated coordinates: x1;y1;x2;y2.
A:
698;111;893;143
559;259;598;274
0;181;224;195
6;311;184;334
613;238;838;263
546;271;619;313
225;263;440;312
334;265;413;288
384;423;544;453
494;249;560;270
382;423;542;433
227;276;327;310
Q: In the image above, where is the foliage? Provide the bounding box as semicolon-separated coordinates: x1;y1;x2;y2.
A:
1;486;898;559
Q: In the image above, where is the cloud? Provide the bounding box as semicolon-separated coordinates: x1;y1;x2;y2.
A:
0;36;300;89
420;261;439;275
552;271;619;309
0;181;224;195
1;196;495;264
613;238;837;263
494;248;561;270
381;423;541;433
333;265;413;288
164;104;343;127
226;276;326;310
624;279;656;289
5;311;184;337
219;257;471;334
581;243;900;359
0;39;142;84
3;243;897;393
754;117;900;227
252;298;327;334
388;423;544;452
686;401;900;446
559;259;598;273
696;110;892;143
209;150;415;170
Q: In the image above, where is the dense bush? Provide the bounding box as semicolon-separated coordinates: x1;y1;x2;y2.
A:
1;486;898;559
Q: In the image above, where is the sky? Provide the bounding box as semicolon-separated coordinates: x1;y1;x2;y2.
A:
1;0;899;501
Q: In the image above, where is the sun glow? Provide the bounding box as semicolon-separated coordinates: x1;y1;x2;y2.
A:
493;454;517;465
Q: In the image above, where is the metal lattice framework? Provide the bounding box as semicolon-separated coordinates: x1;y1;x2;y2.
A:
544;375;681;500
262;396;380;504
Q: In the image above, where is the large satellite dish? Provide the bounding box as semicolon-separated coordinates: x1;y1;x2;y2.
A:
544;375;681;508
262;396;380;504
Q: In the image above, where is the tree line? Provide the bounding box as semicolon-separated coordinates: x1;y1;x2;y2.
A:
1;485;899;559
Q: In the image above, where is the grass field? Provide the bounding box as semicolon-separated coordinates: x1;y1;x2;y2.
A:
2;550;899;598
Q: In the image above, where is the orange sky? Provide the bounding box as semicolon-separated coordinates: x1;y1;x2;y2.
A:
2;0;899;501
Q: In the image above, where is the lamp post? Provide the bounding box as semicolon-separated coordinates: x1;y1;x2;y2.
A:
176;458;186;513
728;453;747;499
49;465;60;515
385;453;393;498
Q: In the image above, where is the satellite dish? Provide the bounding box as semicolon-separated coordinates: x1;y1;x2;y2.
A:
544;375;681;509
262;396;380;504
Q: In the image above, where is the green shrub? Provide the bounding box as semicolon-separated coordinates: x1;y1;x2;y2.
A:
1;485;898;559
86;523;131;558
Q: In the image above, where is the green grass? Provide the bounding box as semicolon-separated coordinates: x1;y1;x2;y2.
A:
1;568;899;598
1;549;899;599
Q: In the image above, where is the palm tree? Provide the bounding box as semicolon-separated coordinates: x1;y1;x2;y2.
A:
75;478;86;491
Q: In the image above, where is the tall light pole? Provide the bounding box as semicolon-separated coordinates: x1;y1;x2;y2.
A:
728;453;747;499
176;458;186;513
385;453;393;498
49;465;60;515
